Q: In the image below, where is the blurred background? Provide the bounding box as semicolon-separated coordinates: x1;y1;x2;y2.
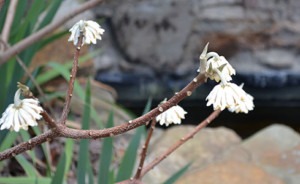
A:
1;0;300;183
92;0;300;137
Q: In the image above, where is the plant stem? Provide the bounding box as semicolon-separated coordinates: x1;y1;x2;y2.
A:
140;109;221;177
59;35;83;124
134;119;157;180
0;73;207;161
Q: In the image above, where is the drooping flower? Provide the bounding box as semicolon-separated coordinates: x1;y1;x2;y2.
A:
156;100;187;126
68;20;105;46
0;88;43;132
206;82;254;113
205;54;236;82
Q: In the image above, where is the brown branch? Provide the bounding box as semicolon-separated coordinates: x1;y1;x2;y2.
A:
0;0;17;44
0;0;103;65
59;35;83;124
140;109;221;177
0;129;58;160
134;119;157;180
0;73;207;161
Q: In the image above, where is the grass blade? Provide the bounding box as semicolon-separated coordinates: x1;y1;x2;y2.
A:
51;138;74;184
15;155;39;177
77;79;91;183
19;131;36;166
32;126;52;177
163;163;191;184
37;0;62;30
35;51;98;85
98;112;114;184
142;98;152;115
116;126;145;181
0;177;51;184
115;98;152;181
40;61;103;128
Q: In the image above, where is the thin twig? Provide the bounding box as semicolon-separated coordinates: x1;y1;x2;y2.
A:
58;35;83;124
0;0;17;43
0;129;58;160
0;39;56;118
134;119;157;180
0;73;207;161
0;0;103;65
140;109;221;177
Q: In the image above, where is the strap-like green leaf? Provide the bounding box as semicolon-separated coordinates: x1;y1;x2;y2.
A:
15;155;40;177
77;80;91;183
98;112;114;184
51;138;74;184
163;162;191;184
0;177;51;184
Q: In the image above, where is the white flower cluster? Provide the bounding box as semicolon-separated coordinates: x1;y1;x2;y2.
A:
156;99;187;126
199;43;254;113
68;20;105;46
0;85;43;132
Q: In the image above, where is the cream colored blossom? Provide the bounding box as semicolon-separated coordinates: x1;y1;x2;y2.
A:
205;54;236;82
68;20;105;46
0;89;43;132
156;100;187;126
206;82;254;113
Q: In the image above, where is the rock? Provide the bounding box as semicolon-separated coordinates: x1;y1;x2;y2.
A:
176;160;284;184
255;49;295;69
92;0;300;101
143;126;241;183
242;124;300;184
53;0;95;28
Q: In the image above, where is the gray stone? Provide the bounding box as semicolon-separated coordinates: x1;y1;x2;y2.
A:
255;49;295;69
92;0;300;94
176;160;284;184
143;126;241;183
242;124;300;184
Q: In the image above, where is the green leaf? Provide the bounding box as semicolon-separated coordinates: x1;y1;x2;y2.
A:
87;160;94;184
98;112;114;184
116;126;145;181
39;61;103;128
39;91;65;103
15;155;39;177
11;1;45;42
36;51;98;85
0;177;51;184
115;98;152;181
0;0;9;31
0;132;18;151
37;0;62;30
109;170;115;184
51;139;74;184
77;80;91;184
64;139;75;174
32;126;52;177
142;98;152;115
19;131;36;166
163;163;191;184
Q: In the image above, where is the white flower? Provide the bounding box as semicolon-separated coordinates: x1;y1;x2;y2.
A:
206;82;254;113
68;20;105;46
0;89;43;132
156;101;187;126
205;54;236;82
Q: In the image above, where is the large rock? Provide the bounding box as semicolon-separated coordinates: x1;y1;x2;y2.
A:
93;0;300;89
242;124;300;184
176;160;284;184
143;126;241;183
